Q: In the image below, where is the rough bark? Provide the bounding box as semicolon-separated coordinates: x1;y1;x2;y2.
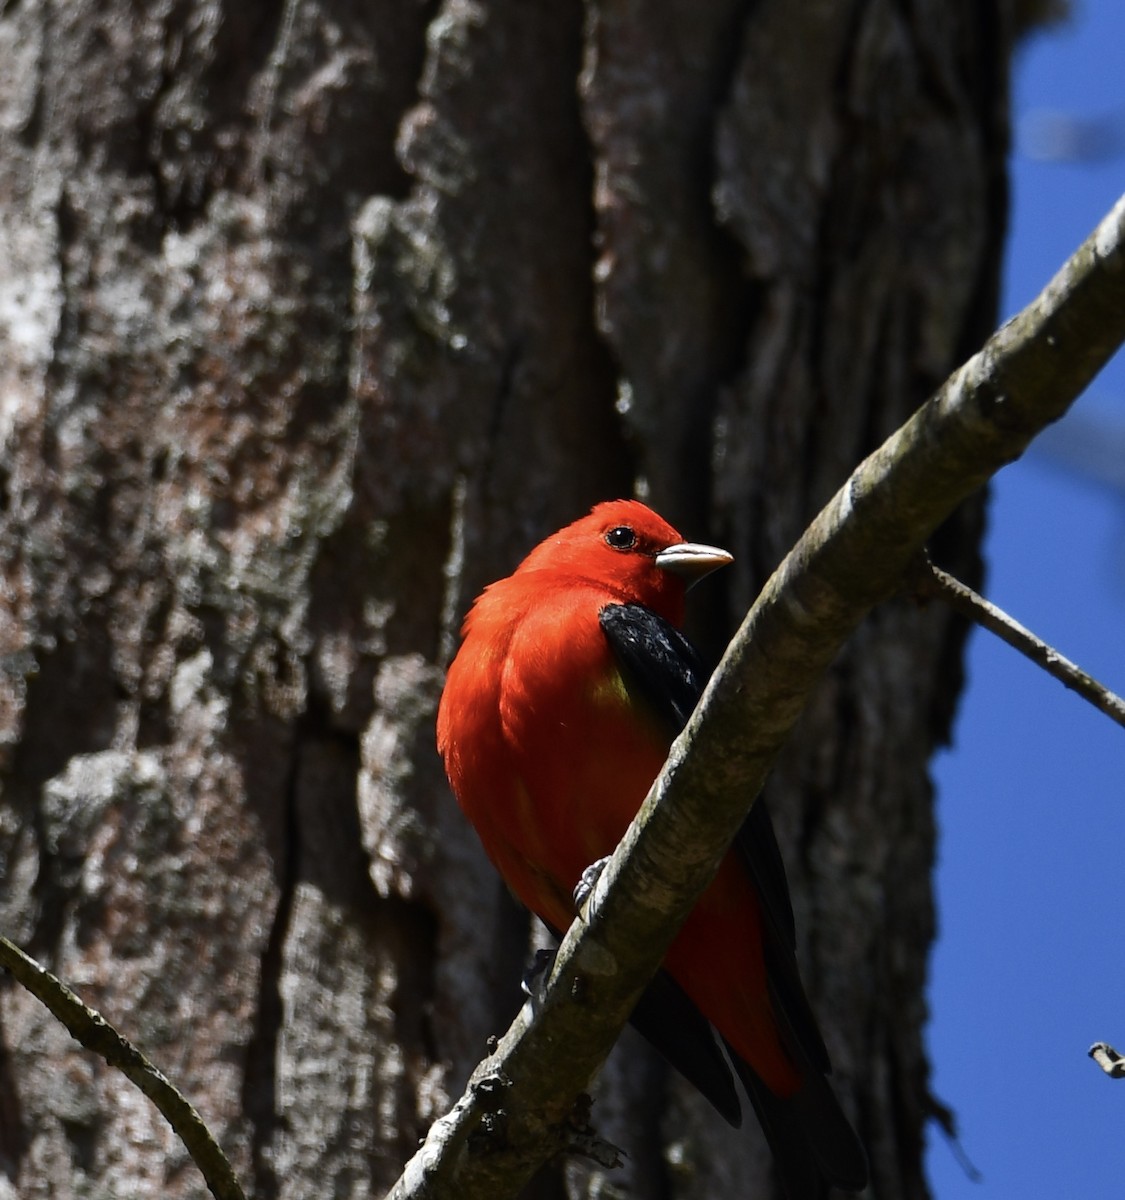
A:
0;2;1013;1199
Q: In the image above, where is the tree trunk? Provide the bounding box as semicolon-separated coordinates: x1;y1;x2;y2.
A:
0;2;1014;1198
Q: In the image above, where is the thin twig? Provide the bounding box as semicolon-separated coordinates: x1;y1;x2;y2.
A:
925;1092;983;1183
913;556;1125;732
1089;1042;1125;1078
0;936;247;1200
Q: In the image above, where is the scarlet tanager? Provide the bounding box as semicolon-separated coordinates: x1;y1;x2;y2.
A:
437;500;867;1198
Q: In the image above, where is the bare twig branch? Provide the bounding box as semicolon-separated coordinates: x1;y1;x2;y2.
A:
925;1092;983;1183
1089;1042;1125;1078
912;556;1125;731
0;936;247;1200
390;191;1125;1200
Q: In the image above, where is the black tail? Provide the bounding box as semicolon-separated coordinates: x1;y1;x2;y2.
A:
729;1046;868;1200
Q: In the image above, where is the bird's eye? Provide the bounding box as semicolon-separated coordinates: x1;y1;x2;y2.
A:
605;525;637;551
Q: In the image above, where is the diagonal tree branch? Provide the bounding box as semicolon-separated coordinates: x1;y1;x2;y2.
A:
390;191;1125;1200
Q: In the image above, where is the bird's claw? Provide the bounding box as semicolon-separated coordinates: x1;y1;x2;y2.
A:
573;856;611;912
521;946;556;1008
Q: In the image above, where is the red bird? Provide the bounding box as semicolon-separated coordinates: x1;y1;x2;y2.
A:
437;500;866;1198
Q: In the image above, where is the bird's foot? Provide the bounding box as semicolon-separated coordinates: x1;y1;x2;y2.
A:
573;856;611;913
520;946;556;1010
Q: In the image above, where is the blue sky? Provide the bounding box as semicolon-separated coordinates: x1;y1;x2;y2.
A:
927;4;1125;1196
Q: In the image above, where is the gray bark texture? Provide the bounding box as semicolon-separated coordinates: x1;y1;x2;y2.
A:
0;2;1016;1198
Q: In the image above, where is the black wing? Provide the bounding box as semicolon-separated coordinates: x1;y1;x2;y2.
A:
598;601;704;730
598;603;798;965
599;603;828;1083
599;602;867;1194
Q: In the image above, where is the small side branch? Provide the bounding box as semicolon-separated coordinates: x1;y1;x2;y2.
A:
913;557;1125;733
1090;1042;1125;1079
925;1092;983;1183
0;936;247;1200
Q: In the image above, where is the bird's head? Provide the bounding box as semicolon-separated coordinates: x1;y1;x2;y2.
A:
515;499;732;624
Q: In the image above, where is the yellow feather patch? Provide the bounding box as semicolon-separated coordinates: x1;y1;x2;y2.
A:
586;667;630;710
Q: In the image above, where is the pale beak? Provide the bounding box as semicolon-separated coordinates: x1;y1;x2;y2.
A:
654;541;733;583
